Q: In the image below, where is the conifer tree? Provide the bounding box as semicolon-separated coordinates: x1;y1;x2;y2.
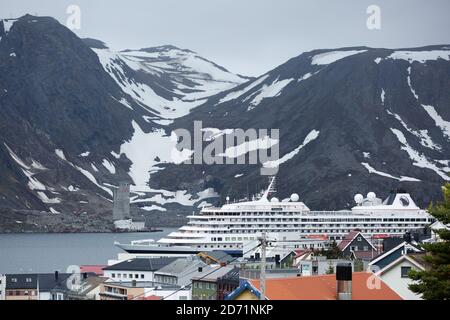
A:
409;184;450;300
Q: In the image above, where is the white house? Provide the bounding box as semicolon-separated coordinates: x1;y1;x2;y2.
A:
102;257;177;283
145;286;191;300
374;254;426;300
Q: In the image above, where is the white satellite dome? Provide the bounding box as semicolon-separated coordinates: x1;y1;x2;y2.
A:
354;194;364;204
270;197;280;203
367;192;376;201
290;193;300;202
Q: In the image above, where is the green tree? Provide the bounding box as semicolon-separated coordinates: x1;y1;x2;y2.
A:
320;241;342;259
354;259;364;272
325;262;334;274
408;183;450;300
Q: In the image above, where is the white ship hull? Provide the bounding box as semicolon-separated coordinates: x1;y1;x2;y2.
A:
116;179;433;257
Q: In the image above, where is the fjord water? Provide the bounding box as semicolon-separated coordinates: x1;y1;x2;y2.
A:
0;230;175;274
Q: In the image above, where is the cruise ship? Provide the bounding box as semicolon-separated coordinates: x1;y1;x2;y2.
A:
115;177;433;257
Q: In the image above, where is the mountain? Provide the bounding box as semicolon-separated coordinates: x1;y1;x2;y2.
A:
0;15;247;231
1;14;450;232
153;46;450;210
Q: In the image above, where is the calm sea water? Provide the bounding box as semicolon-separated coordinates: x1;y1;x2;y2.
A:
0;229;175;274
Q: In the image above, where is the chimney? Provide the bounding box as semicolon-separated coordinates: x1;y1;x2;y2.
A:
336;263;352;300
54;271;59;281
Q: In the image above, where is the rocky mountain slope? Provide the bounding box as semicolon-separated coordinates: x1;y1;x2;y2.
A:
1;14;450;231
156;46;450;210
0;15;246;231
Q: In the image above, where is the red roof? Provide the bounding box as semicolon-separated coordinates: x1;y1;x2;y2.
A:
249;272;402;300
294;249;311;258
80;265;106;276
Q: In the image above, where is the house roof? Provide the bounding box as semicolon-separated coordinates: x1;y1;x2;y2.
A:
337;230;376;251
244;273;402;300
103;257;177;272
6;273;72;291
199;251;234;264
6;274;38;289
155;257;206;276
80;265;106;276
376;254;426;276
369;242;422;266
225;281;261;300
293;249;312;259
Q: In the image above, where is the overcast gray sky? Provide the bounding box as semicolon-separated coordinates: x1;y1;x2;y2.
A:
1;0;450;76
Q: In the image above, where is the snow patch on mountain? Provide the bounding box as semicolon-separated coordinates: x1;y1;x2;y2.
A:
380;89;385;105
311;50;367;65
361;162;420;182
218;136;279;159
4;143;31;170
387;50;450;63
121;47;246;101
37;191;61;204
2;19;17;34
386;109;441;150
54;149;113;196
132;187;218;207
93;47;205;119
218;75;269;104
248;77;295;110
406;67;450;141
263;130;320;168
4;143;49;192
141;204;167;212
390;128;450;180
102;159;116;174
202;128;234;141
118;121;192;187
421;104;450;140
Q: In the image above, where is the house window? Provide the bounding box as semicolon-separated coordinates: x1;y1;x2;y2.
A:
363;246;369;251
26;278;32;283
357;237;362;241
112;273;116;278
401;266;412;278
11;278;17;283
